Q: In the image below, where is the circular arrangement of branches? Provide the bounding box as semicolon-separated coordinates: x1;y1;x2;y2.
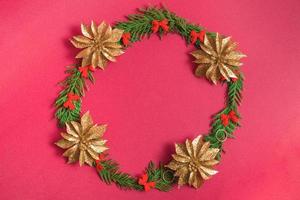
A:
54;6;244;191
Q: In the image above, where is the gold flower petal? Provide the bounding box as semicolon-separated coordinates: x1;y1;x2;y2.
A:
81;23;93;39
185;139;194;157
198;167;210;180
97;21;108;37
70;39;91;49
63;144;78;157
66;123;79;137
178;173;188;186
70;121;82;135
192;135;202;157
195;65;210;77
76;47;92;58
215;33;222;54
91;139;107;146
224;59;243;67
90;145;108;153
206;65;218;84
82;55;92;67
220;36;231;53
102;51;116;62
97;54;108;69
91;21;98;37
86;124;107;140
198;141;210;157
224;51;246;60
81;111;94;132
79;150;86;166
200;148;219;161
61;132;79;142
202;159;219;166
103;25;112;41
220;64;237;80
67;149;79;164
104;28;124;43
188;171;196;187
103;47;124;57
191;51;211;64
86;148;99;160
165;160;182;170
190;172;202;188
85;154;94;166
55;139;76;149
174;165;189;177
175;143;190;158
199;165;218;177
201;36;217;57
91;51;100;67
172;154;190;163
224;41;238;54
105;42;123;49
72;35;92;44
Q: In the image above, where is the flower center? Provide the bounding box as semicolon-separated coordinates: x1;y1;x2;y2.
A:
212;55;223;65
188;162;198;172
79;138;88;150
92;38;103;51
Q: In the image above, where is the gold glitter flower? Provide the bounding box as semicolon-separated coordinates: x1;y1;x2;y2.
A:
70;21;124;69
165;135;219;188
191;33;246;84
55;111;108;166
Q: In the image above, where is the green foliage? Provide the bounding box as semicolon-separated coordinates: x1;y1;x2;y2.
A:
145;161;174;191
98;159;143;190
205;78;243;160
55;65;94;125
227;74;244;108
97;159;174;191
114;6;214;46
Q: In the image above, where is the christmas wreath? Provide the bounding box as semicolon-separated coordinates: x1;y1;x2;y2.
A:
55;6;246;191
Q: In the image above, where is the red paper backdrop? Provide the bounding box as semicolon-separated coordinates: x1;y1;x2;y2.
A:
0;0;299;199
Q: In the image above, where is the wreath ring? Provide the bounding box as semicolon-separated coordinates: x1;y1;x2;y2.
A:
55;6;246;191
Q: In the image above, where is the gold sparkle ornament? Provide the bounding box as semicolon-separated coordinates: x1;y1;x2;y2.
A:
191;33;246;84
55;111;108;166
70;21;124;69
165;135;219;188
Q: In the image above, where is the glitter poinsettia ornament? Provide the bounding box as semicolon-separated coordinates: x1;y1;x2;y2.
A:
70;21;124;69
55;111;108;166
191;33;246;84
165;135;219;188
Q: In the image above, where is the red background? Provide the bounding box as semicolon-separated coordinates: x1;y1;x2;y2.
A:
0;0;299;199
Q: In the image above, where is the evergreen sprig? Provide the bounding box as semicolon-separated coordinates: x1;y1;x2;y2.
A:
55;65;94;125
97;159;174;191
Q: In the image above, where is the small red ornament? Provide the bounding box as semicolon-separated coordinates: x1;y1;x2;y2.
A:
231;77;238;82
79;65;95;78
63;92;80;110
95;154;107;171
190;30;206;44
122;32;131;46
151;19;169;33
221;110;239;126
138;174;156;191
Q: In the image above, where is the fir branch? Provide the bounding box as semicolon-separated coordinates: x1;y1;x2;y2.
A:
145;161;174;191
97;159;173;191
98;159;143;190
55;65;94;125
227;74;244;108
